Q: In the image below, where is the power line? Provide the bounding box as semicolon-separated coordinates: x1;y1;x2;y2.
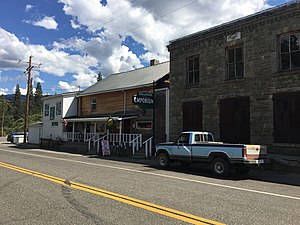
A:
76;0;199;53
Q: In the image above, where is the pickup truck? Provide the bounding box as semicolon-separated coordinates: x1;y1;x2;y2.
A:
155;131;269;176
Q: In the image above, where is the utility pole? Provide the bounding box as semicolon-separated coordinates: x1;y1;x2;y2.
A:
23;56;34;143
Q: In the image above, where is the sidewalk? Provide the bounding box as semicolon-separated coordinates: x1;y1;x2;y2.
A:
266;153;300;173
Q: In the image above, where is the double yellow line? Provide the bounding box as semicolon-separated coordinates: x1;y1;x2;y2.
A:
0;162;224;225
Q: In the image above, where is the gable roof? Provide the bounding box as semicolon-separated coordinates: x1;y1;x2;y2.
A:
78;61;169;97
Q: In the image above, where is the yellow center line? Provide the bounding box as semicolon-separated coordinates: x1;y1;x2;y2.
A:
0;161;225;225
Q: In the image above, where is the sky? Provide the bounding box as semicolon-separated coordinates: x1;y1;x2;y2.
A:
0;0;293;95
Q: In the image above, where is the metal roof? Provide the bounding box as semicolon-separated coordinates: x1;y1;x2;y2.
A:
78;61;169;96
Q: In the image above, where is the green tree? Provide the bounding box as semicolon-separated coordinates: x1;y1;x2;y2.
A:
97;71;102;82
33;82;43;115
13;84;23;120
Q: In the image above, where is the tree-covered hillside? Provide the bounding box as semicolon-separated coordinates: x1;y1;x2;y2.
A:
0;82;43;136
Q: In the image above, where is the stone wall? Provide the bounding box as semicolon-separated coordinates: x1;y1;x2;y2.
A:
168;3;300;154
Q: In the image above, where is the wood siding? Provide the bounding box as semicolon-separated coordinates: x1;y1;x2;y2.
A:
80;87;153;115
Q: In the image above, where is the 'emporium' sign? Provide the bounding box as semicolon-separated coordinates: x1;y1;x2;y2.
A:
132;92;154;108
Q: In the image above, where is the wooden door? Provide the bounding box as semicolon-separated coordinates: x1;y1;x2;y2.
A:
183;101;202;131
220;97;250;144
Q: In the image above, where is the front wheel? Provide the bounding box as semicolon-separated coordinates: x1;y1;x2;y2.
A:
157;153;170;169
211;158;229;177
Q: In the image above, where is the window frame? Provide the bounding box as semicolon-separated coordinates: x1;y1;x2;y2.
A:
91;96;97;112
136;121;152;130
186;55;200;86
279;32;300;71
226;45;244;80
44;103;49;116
50;106;55;120
56;101;62;115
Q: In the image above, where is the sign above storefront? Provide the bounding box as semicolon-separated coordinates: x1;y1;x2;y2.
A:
132;92;154;108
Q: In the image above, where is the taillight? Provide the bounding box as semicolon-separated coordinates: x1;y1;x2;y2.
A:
242;147;247;158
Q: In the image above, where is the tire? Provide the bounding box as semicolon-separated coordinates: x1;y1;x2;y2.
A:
157;153;170;169
235;168;250;175
211;158;229;177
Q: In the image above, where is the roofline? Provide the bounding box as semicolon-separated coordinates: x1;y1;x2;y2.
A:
77;83;154;97
80;61;170;95
42;91;80;101
168;1;298;47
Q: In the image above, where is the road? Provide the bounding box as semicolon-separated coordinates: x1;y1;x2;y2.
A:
0;141;299;225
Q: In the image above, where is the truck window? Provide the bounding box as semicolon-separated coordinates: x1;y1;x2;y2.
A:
176;133;190;144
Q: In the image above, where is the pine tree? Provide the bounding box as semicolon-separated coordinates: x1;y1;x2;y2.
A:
13;84;22;120
33;82;43;115
97;72;102;82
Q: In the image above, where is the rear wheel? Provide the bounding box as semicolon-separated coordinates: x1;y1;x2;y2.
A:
157;153;170;169
211;158;229;177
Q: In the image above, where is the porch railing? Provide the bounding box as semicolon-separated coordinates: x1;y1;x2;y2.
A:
143;136;153;158
63;132;98;142
63;132;152;158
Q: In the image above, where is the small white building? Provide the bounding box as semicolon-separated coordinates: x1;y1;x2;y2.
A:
42;92;78;140
28;122;43;144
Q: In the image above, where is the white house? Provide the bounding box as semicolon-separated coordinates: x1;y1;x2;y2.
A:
42;92;78;140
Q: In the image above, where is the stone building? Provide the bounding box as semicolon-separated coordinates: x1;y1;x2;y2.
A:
167;2;300;154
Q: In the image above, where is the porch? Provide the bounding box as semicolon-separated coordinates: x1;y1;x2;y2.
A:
62;132;153;158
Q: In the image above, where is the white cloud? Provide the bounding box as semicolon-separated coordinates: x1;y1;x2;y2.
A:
32;16;58;30
25;4;34;12
1;0;273;94
58;0;270;58
19;87;27;95
0;88;8;95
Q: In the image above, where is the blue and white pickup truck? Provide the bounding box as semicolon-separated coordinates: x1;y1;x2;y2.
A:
155;131;269;176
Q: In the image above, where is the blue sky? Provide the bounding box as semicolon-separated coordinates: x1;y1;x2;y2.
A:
0;0;293;95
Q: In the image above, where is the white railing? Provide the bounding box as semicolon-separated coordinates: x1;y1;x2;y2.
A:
86;134;100;151
143;136;153;158
63;132;98;142
63;132;145;156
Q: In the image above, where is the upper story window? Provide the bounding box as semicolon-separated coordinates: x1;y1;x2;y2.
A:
91;96;97;112
280;32;300;70
56;101;62;115
227;46;244;79
50;107;55;120
44;103;49;116
187;56;200;86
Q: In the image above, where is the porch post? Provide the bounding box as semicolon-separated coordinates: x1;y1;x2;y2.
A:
119;120;122;145
84;123;86;142
72;122;75;141
94;122;97;135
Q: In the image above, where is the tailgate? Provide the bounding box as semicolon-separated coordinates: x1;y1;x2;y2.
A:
244;145;268;160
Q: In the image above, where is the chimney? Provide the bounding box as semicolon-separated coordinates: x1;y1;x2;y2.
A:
150;59;159;66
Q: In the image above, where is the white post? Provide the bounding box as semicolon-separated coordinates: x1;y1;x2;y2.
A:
119;120;122;145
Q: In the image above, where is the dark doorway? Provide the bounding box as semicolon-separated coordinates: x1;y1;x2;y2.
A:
183;101;202;131
220;97;250;144
273;92;300;143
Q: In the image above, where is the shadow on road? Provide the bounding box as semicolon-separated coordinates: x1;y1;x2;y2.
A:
4;142;300;187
